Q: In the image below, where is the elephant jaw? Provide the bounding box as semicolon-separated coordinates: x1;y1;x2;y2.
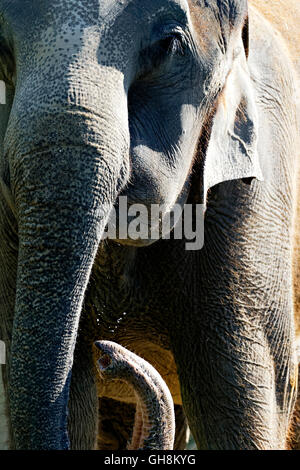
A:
103;177;194;248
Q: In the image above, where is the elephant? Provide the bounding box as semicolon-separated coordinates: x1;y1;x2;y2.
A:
0;0;299;450
95;340;175;450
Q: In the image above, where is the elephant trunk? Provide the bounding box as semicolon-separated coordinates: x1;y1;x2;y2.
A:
6;84;129;448
95;341;176;450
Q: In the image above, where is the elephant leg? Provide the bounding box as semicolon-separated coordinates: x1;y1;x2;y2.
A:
288;363;300;449
174;405;190;450
174;316;296;450
97;399;189;450
0;198;18;449
128;401;143;450
291;177;300;449
172;181;297;449
97;398;136;450
0;366;9;450
67;333;99;450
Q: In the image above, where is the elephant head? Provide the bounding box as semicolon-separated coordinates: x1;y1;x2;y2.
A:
0;0;262;448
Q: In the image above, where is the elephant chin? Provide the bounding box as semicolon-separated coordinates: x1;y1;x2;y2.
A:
105;182;192;247
113;238;157;248
106;216;178;248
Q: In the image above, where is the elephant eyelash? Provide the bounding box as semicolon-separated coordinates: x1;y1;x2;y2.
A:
158;34;185;56
138;33;186;80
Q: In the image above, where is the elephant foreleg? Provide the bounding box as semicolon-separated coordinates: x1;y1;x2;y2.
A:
287;362;300;449
0;197;18;449
67;336;99;450
128;401;143;450
173;280;297;449
97;399;189;450
97;398;136;450
0;366;9;450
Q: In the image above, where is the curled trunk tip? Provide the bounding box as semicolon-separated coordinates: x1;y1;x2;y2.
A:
95;340;175;450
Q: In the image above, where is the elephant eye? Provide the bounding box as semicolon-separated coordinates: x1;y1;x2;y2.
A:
138;31;186;80
158;34;185;56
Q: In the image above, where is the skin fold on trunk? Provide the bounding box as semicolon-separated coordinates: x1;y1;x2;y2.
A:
95;340;175;450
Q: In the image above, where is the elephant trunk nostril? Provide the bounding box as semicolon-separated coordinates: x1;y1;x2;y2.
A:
98;354;112;370
95;341;175;450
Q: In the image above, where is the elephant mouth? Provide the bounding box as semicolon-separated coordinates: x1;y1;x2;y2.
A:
102;180;193;248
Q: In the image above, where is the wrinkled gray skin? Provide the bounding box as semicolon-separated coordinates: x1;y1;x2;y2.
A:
0;0;299;450
95;340;175;450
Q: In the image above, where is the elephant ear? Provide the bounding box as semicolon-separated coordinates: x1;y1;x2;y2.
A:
203;39;263;199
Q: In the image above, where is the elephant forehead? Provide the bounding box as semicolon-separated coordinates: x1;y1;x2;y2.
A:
97;0;189;22
4;0;191;76
3;0;189;27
